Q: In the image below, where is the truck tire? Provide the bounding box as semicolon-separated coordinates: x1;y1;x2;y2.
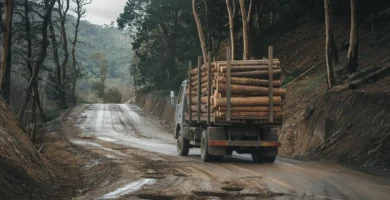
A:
201;130;213;162
251;152;276;163
177;129;189;156
251;151;262;163
213;155;224;162
262;156;276;163
226;149;233;156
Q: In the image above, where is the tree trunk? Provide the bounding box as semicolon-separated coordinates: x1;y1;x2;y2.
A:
31;92;37;143
192;0;208;64
58;0;70;106
70;7;81;106
239;0;249;60
2;4;14;104
324;0;337;88
33;82;47;121
49;17;68;109
18;0;57;121
203;0;212;54
345;0;359;74
226;0;235;60
0;0;13;100
69;0;91;106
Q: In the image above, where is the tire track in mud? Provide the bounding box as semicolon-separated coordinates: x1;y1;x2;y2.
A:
75;105;291;199
117;105;152;139
78;105;97;131
110;104;153;140
107;104;125;135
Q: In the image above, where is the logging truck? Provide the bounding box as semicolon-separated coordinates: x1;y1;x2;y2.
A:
174;47;284;162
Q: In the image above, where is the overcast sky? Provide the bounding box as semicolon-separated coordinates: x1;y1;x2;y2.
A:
83;0;128;25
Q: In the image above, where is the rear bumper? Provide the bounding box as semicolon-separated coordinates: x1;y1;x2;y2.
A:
208;140;281;147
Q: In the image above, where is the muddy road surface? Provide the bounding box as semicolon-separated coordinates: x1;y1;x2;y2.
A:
68;104;390;199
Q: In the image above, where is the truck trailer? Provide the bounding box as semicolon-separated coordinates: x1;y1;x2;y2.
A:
174;47;284;162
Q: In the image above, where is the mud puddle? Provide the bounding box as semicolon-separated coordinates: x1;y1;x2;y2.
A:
100;178;156;199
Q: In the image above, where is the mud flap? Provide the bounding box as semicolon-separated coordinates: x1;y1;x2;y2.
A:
207;127;227;156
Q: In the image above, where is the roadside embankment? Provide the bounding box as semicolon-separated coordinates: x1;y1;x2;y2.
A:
0;99;58;199
134;93;175;132
280;77;390;174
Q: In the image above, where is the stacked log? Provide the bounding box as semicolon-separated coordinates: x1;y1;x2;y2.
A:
186;58;285;123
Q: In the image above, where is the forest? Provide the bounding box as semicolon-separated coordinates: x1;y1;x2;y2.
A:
0;0;132;140
0;1;390;199
117;0;390;93
0;0;390;144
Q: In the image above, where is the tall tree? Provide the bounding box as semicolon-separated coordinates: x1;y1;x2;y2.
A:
48;16;68;108
324;0;337;88
20;0;46;121
226;0;235;60
57;0;70;108
0;0;13;101
239;0;252;60
92;52;108;102
192;0;208;64
17;0;57;121
69;0;91;106
345;0;359;74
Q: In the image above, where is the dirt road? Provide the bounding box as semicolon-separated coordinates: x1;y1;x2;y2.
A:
69;104;390;199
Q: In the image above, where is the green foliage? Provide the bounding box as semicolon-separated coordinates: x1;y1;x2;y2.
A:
118;0;205;92
59;19;133;101
45;109;61;121
65;19;132;81
104;88;122;103
91;82;104;99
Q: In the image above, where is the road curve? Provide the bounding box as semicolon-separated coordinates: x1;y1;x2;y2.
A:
75;104;390;200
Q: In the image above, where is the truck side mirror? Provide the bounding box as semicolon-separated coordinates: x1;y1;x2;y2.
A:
170;91;175;107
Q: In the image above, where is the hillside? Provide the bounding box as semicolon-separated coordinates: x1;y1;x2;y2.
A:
72;21;132;81
0;99;57;199
65;19;133;102
259;11;390;173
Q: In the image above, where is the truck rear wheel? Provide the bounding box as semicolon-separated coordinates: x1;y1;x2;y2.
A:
251;151;262;163
251;151;276;163
263;156;276;163
213;155;224;162
201;130;213;162
177;129;189;156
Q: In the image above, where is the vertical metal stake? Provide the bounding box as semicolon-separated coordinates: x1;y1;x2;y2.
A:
197;56;202;123
268;46;274;123
226;47;231;121
207;52;212;124
188;60;192;122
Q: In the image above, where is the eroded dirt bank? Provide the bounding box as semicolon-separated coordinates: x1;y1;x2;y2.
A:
0;99;61;199
134;94;175;132
280;80;390;173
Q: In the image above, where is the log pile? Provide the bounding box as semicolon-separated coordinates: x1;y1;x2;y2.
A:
186;58;286;124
